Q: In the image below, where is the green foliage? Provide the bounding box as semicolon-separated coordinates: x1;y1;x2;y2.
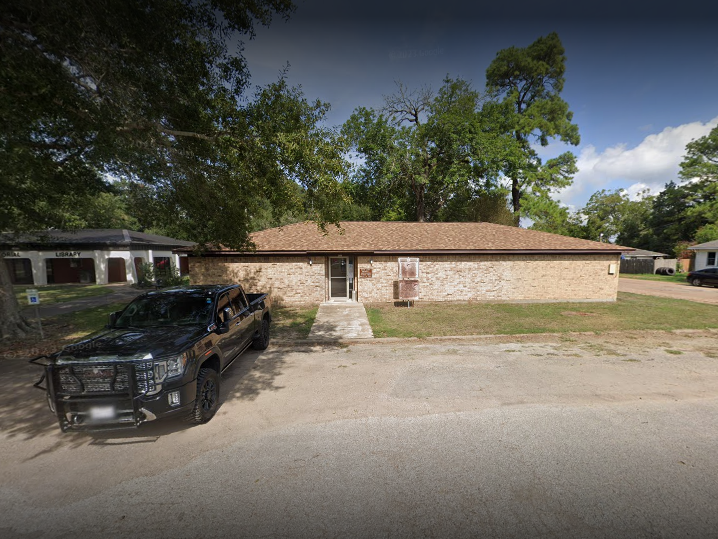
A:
646;181;708;253
526;198;581;236
485;32;580;218
159;262;185;288
136;262;156;288
680;125;718;184
694;223;718;244
342;78;511;223
673;241;696;260
0;1;348;252
136;260;183;287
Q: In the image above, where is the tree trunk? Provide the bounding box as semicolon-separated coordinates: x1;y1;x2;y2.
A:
415;186;425;222
0;259;36;340
511;177;521;215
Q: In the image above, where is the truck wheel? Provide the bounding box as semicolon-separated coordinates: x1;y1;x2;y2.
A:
251;318;270;350
187;368;220;424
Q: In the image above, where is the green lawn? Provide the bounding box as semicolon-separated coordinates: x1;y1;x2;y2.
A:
366;292;718;338
620;273;688;284
271;305;319;340
14;284;114;306
42;303;318;344
48;303;127;339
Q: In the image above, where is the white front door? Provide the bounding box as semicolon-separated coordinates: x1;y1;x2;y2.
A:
329;257;349;300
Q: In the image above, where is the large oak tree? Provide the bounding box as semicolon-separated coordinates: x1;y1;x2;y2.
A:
0;0;346;339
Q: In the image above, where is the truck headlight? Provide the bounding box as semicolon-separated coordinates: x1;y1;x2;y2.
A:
165;352;188;379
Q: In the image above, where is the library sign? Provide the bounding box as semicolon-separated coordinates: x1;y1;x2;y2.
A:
55;251;82;257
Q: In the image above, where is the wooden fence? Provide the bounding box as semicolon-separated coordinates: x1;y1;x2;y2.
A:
620;258;678;274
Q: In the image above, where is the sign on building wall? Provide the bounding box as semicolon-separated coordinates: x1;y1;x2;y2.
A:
398;257;420;301
398;257;419;279
398;279;420;300
359;268;372;278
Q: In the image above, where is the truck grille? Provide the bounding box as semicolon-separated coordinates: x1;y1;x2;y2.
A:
54;364;130;395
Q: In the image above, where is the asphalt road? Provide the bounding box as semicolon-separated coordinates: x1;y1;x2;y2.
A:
619;277;718;305
1;331;718;538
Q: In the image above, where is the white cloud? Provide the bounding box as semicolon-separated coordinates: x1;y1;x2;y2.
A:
557;116;718;208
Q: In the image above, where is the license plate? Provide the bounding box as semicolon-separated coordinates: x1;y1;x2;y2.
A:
90;405;115;420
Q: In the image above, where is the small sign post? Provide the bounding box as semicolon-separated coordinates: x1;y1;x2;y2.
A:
26;289;44;339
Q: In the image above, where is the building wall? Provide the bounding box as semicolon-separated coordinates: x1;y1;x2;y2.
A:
189;256;327;306
356;254;620;303
190;253;621;305
694;250;717;270
0;249;183;285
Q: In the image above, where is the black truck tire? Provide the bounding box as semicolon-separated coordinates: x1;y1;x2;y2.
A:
187;368;220;424
251;318;270;350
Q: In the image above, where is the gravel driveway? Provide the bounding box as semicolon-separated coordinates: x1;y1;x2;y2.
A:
1;330;718;538
619;276;718;305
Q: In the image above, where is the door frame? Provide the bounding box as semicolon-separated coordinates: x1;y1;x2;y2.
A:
328;256;350;301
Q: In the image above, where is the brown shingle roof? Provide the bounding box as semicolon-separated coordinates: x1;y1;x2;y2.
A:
208;222;627;254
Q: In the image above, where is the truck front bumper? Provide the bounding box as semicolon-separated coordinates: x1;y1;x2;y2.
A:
32;358;199;432
53;380;198;432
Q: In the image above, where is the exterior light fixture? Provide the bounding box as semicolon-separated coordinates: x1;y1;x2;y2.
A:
308;257;313;265
370;259;373;266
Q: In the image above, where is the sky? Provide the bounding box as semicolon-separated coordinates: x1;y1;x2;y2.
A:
241;0;718;211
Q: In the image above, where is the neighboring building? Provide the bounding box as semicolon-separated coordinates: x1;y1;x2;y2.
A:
622;249;670;260
689;239;718;270
187;221;627;306
620;248;676;274
1;229;195;285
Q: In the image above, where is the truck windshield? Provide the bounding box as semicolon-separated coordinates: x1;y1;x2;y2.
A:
114;292;214;328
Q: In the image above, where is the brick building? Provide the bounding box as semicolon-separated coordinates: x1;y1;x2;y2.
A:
187;222;627;306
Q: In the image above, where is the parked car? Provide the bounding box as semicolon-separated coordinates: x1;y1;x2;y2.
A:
31;284;271;432
686;267;718;287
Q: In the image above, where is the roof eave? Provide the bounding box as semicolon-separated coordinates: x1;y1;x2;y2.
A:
188;248;625;256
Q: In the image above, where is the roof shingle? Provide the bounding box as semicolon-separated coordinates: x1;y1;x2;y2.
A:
215;221;627;254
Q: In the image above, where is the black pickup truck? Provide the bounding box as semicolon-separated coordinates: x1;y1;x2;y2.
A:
32;284;271;432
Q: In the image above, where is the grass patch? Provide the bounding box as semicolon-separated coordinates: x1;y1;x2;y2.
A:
14;284;113;306
48;303;127;341
271;305;318;340
2;302;317;358
366;292;718;338
620;273;687;284
665;349;683;355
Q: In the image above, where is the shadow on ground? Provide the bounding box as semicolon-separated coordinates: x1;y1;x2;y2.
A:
0;342;322;449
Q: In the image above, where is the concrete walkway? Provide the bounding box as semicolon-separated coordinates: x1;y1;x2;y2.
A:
307;302;374;341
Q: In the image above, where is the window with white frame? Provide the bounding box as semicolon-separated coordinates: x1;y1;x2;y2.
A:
708;252;717;266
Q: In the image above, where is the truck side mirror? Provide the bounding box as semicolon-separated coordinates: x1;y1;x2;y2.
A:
215;307;233;334
216;324;230;334
107;311;121;328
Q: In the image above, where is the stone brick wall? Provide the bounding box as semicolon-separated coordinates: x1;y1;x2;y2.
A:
189;256;326;306
356;254;620;303
190;253;621;305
